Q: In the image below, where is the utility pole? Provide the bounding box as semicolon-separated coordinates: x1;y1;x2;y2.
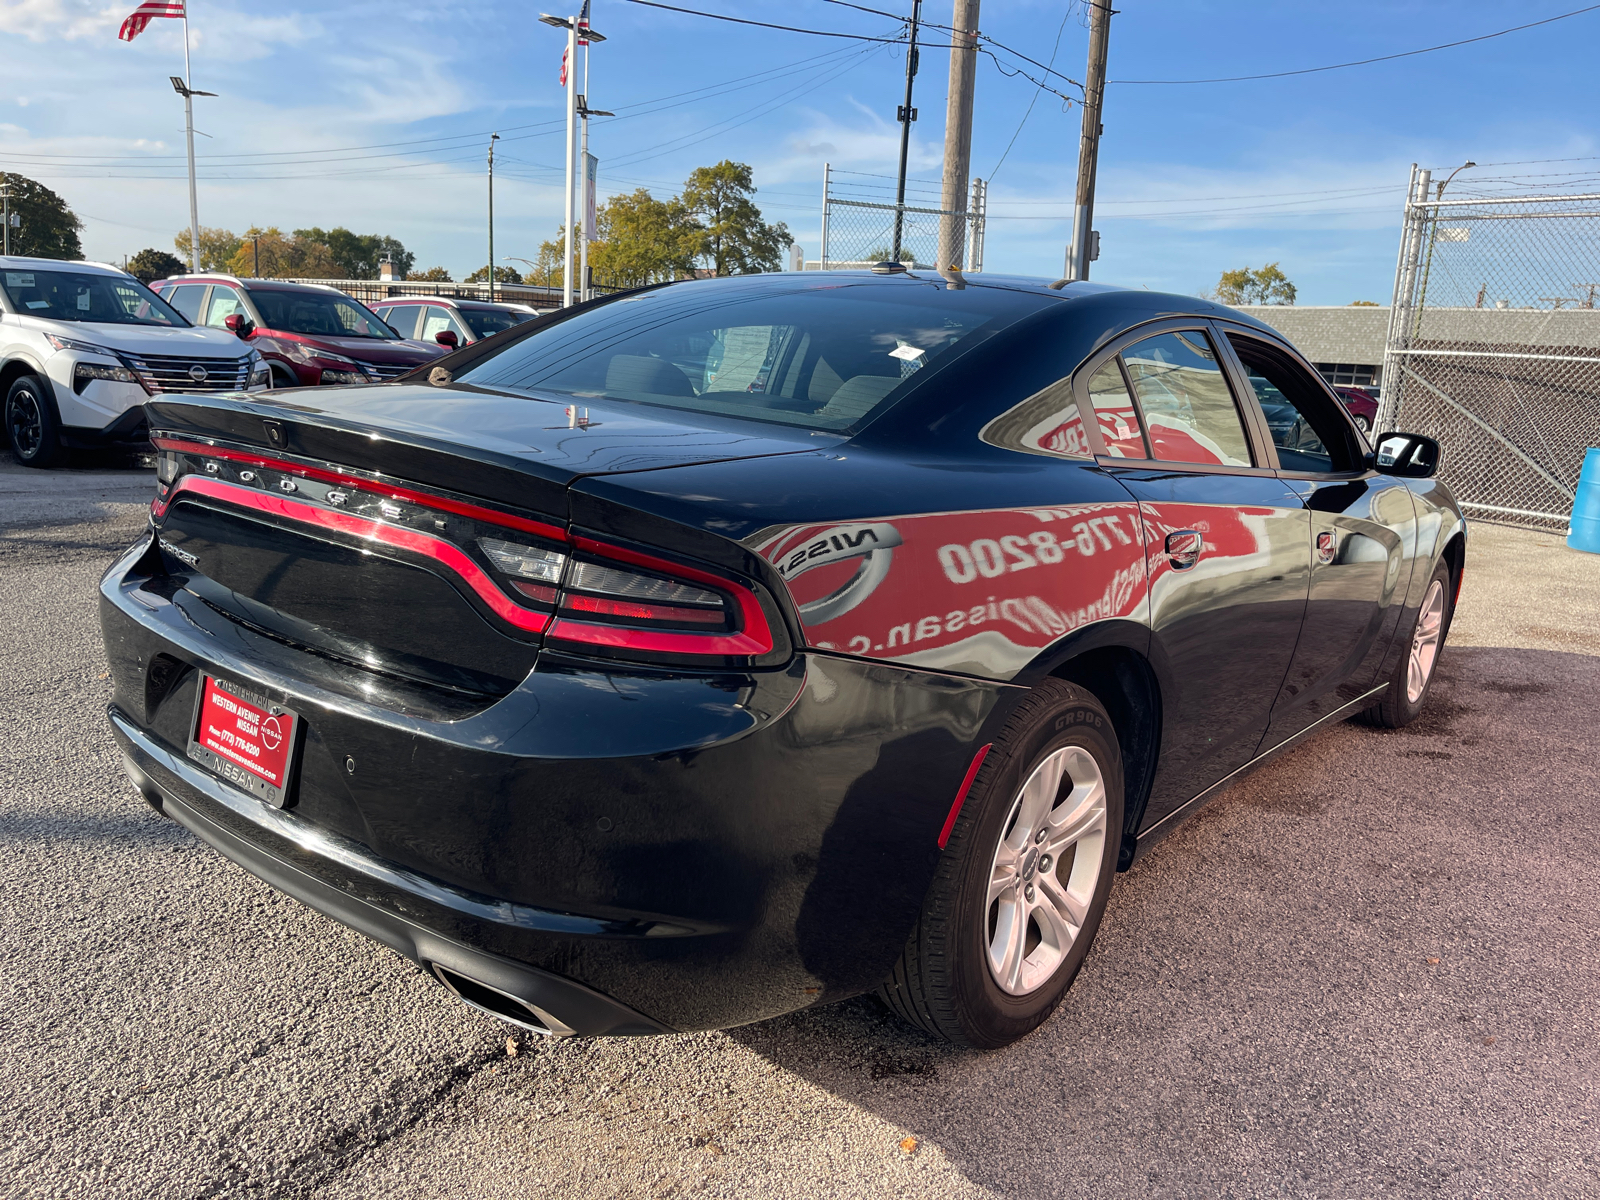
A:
891;0;922;264
938;0;979;271
1068;0;1111;281
488;132;500;303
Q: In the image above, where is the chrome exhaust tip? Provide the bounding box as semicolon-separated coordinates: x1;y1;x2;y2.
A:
431;964;575;1037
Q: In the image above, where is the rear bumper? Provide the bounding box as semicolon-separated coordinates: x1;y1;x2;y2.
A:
99;533;1013;1032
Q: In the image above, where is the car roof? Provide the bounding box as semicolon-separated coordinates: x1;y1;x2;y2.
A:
0;256;129;276
377;295;537;313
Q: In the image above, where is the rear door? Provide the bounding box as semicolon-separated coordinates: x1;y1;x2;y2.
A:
1076;321;1312;830
1219;328;1415;747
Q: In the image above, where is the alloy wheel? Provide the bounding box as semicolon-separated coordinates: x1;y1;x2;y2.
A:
985;745;1108;996
7;388;43;459
1407;579;1446;703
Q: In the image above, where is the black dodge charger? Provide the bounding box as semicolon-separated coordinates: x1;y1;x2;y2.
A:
100;271;1464;1048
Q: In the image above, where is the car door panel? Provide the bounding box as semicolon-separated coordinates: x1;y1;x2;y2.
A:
1259;476;1414;748
1111;470;1311;828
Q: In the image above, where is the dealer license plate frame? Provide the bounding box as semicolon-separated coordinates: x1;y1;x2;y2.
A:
185;674;302;808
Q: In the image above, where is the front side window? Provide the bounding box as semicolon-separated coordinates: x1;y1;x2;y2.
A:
457;279;1043;432
246;288;394;339
203;286;245;329
1120;330;1252;467
421;306;469;343
2;269;187;327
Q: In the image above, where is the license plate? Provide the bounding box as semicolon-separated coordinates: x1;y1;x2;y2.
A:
186;675;300;808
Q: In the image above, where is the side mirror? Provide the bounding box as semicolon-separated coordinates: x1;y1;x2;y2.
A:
1370;431;1441;478
224;313;254;338
435;330;460;349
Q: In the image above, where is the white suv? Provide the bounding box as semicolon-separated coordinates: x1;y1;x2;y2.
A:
1;256;270;467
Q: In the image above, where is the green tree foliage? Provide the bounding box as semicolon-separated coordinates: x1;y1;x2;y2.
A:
1349;299;1379;306
463;264;523;284
293;227;414;279
126;248;187;284
410;265;453;282
0;173;83;260
223;227;343;278
589;190;702;287
171;226;241;272
680;161;791;276
1215;263;1297;306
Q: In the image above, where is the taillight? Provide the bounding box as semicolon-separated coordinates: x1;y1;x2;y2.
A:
561;561;728;627
479;537;565;606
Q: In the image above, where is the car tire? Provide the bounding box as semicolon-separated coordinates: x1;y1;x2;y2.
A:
879;679;1124;1048
1360;558;1454;728
5;374;65;468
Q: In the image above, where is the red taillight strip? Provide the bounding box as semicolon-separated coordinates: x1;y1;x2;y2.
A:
159;476;550;634
553;535;775;656
937;743;993;849
151;437;565;541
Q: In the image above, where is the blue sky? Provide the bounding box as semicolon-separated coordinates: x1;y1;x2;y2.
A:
3;0;1596;303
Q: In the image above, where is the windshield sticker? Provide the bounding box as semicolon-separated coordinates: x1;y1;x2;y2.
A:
77;290;92;311
888;344;925;362
6;273;35;287
26;300;49;309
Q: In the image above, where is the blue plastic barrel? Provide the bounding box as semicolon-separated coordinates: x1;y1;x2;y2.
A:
1570;447;1600;554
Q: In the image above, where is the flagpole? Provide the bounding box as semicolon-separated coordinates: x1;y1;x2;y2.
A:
182;3;200;271
579;28;589;303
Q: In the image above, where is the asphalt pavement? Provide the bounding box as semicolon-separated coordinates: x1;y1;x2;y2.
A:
3;454;1597;1199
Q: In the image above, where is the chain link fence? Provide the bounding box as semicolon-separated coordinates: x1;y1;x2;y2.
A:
811;168;986;272
1379;169;1600;529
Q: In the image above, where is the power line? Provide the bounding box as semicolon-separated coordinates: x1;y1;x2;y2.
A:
988;8;1073;182
1112;3;1600;84
619;0;905;41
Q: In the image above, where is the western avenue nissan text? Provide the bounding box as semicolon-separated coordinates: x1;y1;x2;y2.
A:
100;270;1463;1047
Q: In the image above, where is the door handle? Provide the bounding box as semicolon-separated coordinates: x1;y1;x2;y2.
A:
1165;529;1203;570
1316;530;1337;565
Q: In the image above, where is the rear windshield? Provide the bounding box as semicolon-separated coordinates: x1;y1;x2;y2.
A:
457;278;1046;431
1;268;187;327
246;288;394;339
461;308;535;339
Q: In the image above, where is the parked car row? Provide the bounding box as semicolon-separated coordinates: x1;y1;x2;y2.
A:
1;255;543;466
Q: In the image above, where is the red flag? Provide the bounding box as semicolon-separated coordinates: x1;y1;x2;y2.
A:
118;0;185;41
560;45;568;86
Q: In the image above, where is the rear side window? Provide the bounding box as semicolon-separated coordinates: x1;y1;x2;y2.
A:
1120;330;1252;467
376;305;418;337
165;284;206;322
457;279;1046;432
1084;360;1147;458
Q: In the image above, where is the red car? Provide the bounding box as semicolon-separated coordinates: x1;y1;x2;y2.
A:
1334;385;1378;433
151;275;445;388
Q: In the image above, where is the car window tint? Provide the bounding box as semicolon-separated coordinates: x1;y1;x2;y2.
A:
1227;335;1355;473
459;308;527;339
457;279;1041;432
378;305;418;337
203;287;244;328
979;375;1093;459
1121;330;1252;467
165;284;206;322
421;306;468;342
1084;359;1146;458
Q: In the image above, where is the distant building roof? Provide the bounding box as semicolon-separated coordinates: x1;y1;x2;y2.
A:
1232;304;1600;364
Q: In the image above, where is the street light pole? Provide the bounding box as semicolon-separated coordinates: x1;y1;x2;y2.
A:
488;132;500;304
181;7;199;270
1;181;11;257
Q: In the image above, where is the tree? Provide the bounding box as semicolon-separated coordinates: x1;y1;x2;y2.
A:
223;227;344;279
173;226;241;272
126;248;187;284
679;161;791;276
1214;263;1296;306
293;227;414;279
1349;299;1379;306
589;190;701;287
463;264;523;284
0;173;84;260
411;265;453;282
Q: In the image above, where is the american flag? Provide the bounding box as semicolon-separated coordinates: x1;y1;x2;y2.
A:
119;0;185;42
576;0;591;46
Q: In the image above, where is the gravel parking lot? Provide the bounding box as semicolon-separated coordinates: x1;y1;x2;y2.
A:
4;455;1598;1199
